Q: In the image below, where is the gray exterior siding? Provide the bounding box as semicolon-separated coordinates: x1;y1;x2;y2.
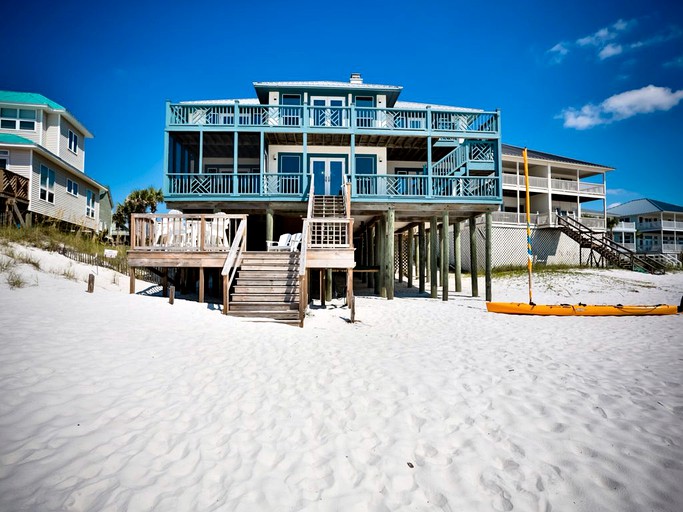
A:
43;112;60;155
30;152;99;231
58;117;85;171
98;191;113;236
1;147;32;179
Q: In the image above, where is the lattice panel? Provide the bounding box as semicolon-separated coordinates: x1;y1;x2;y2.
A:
189;176;212;194
309;221;350;248
469;142;494;161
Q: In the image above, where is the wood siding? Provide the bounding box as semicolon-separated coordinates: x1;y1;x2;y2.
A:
30;152;99;230
58;117;85;171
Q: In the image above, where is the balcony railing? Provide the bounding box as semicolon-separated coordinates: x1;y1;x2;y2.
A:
354;175;499;200
0;168;29;202
167;172;306;197
130;214;247;252
612;221;636;231
502;174;605;195
168;103;499;135
502;174;548;189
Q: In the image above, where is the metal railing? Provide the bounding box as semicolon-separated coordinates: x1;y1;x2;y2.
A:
168;103;499;135
130;213;247;252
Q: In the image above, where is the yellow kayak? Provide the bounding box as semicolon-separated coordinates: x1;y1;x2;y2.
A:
486;301;680;316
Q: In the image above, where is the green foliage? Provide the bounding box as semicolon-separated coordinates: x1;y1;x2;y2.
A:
6;270;26;289
113;186;164;230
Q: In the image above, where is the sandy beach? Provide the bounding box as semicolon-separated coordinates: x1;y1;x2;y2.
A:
1;244;682;511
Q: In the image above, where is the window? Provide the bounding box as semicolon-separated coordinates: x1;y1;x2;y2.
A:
355;155;376;174
279;154;302;173
68;130;79;154
67;179;79;196
86;189;96;218
0;108;36;130
40;165;55;203
0;149;8;169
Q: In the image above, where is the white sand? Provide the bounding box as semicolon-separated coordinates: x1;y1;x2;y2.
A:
1;244;682;511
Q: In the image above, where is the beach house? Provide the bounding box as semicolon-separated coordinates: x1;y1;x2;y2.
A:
0;91;105;232
608;198;683;267
128;73;503;323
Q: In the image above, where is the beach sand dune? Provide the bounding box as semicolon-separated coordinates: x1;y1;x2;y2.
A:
1;246;682;511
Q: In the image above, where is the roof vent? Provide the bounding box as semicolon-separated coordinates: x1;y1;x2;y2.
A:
350;73;363;84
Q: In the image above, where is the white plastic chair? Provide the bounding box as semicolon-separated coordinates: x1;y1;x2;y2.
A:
289;232;302;252
267;233;291;251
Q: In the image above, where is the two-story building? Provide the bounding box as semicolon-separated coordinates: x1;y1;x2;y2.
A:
0;91;105;231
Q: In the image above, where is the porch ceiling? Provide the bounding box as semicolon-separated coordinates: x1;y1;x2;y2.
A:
172;132;261;158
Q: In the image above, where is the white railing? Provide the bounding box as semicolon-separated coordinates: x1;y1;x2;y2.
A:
489;211;540;224
307;218;352;248
502;174;548;189
130;214;247;252
613;221;636;231
221;217;248;313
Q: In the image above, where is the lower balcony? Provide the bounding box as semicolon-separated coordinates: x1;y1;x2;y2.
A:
165;172;501;203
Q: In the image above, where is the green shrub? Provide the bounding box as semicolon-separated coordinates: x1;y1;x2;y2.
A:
6;270;26;289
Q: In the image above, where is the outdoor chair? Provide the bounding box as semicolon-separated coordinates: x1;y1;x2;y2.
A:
289;232;302;252
266;233;291;251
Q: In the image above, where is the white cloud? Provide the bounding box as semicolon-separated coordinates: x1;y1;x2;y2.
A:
598;43;623;59
576;19;633;47
548;42;569;64
559;85;683;129
663;55;683;68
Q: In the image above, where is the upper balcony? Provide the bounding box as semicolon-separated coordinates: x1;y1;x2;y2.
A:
167;102;500;139
502;173;605;196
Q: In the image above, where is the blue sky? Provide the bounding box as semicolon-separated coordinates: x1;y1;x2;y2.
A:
3;0;682;209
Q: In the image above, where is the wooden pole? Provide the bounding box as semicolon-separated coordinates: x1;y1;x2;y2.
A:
418;223;426;293
454;221;462;292
469;215;479;297
161;269;168;297
397;231;403;284
368;224;375;291
378;218;385;298
266;207;274;245
325;269;333;302
361;225;368;283
430;216;438;298
346;269;354;322
87;274;95;293
485;212;492;302
441;211;449;301
169;285;175;305
320;269;325;307
386;208;395;300
129;267;135;294
199;266;205;303
407;227;414;288
222;276;228;314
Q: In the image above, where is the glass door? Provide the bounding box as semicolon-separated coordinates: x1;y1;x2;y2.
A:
312;158;345;195
310;97;345;127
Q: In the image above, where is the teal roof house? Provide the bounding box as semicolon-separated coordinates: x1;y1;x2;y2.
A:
0;91;106;231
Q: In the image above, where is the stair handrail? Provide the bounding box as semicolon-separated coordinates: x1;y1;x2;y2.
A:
221;215;248;314
342;174;352;218
298;170;315;326
557;214;665;274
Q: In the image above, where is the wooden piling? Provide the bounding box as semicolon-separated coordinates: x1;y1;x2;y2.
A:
469;215;479;297
87;274;95;293
397;232;403;284
441;211;449;301
129;267;135;294
386;208;395;300
169;285;175;305
485;211;492;302
368;224;376;291
418;223;426;293
454;221;462;292
407;228;414;288
199;266;205;303
430;216;438;298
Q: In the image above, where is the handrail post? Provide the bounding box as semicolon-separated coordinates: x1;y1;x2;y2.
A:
130;215;136;249
200;215;206;251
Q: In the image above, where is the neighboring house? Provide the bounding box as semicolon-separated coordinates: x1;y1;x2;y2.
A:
98;187;114;239
0;91;104;231
458;145;613;270
608;198;683;265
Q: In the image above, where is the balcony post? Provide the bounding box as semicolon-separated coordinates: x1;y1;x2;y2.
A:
259;131;265;197
233;131;239;196
427;136;433;198
163;130;170;196
303;132;308;195
234;101;239;129
198;128;204;175
350;133;356;196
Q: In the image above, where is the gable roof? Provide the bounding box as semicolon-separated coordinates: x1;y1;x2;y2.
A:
608;198;683;215
502;144;613;170
0;90;93;138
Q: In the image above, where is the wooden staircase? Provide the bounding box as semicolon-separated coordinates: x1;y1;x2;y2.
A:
313;195;346;218
227;251;300;324
557;215;665;275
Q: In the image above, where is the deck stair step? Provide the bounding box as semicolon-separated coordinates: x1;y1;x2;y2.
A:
228;250;301;324
313;195;346;218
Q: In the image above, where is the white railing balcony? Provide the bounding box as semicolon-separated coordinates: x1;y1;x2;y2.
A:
550;178;605;195
502;174;548;189
613;221;636;231
490;211;540;224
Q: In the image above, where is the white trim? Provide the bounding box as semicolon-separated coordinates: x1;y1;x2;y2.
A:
28;150;33;211
67;178;79;196
68;129;79;154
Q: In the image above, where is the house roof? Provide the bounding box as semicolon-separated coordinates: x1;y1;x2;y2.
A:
394;101;480;112
253;79;403;105
179;98;260;105
0;90;93;138
607;198;683;215
0;133;34;145
502;144;613;170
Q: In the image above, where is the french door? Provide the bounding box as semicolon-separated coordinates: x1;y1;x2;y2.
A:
312;158;344;195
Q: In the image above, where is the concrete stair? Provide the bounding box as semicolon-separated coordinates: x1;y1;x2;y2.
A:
228;251;300;324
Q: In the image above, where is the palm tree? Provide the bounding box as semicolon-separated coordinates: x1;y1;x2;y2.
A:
113;186;164;235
